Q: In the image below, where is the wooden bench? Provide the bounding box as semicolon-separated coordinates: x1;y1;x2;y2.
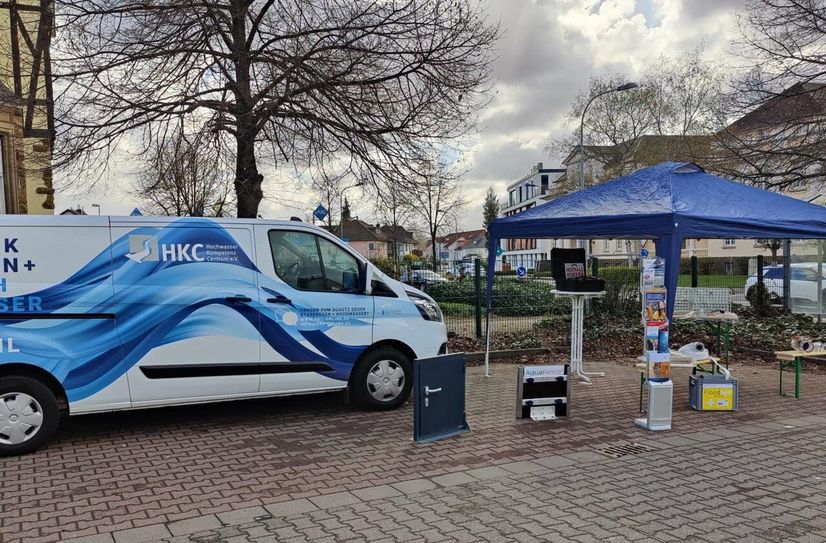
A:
774;349;826;399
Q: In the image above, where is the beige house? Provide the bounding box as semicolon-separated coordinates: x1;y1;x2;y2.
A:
0;0;54;215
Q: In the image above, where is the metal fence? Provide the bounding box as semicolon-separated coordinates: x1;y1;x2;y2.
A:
394;246;826;340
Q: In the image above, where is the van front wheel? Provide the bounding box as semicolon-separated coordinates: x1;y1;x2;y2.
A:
350;347;413;410
0;376;60;456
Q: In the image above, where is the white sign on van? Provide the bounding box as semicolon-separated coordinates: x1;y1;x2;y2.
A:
523;365;566;379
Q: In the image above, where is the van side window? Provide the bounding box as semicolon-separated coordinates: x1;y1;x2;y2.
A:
268;230;361;293
269;231;326;291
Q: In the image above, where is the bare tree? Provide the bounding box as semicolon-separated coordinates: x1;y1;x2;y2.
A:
549;47;726;189
374;185;417;262
755;239;784;259
409;158;465;269
52;0;499;218
711;0;826;190
309;167;349;230
133;126;234;217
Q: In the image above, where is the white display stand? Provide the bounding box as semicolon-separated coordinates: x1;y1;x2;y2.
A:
552;290;605;383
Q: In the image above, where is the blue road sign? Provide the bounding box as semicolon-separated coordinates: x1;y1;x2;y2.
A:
313;204;328;221
129;208;143;216
516;266;527;278
496;246;503;256
640;248;649;258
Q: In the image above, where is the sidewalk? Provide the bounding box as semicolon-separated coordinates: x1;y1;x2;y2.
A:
4;360;826;542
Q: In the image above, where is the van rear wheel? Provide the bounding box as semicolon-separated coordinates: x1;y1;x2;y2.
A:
0;376;60;456
350;347;413;410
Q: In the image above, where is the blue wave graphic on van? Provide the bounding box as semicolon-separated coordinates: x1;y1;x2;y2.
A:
0;220;370;402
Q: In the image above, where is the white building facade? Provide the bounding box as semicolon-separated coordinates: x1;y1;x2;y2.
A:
498;163;566;270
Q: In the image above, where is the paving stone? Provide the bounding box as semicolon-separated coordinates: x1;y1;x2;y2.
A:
62;535;115;543
112;524;171;543
166;514;222;536
216;506;270;526
432;472;478;487
466;466;511;480
352;484;404;501
308;492;362;510
533;455;577;469
499;461;545;474
391;478;438;494
264;498;319;517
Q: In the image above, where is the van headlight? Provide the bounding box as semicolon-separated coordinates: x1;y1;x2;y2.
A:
408;292;443;322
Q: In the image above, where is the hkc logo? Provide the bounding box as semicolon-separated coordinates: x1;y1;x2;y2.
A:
126;235;204;263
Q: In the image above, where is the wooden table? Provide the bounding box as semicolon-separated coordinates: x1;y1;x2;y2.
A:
774;349;826;399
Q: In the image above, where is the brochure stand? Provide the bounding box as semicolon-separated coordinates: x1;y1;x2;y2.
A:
635;257;673;431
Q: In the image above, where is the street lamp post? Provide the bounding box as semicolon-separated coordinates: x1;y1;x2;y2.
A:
339;182;364;239
91;203;101;215
578;81;638;258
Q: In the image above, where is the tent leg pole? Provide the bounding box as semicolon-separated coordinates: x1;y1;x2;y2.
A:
484;309;492;377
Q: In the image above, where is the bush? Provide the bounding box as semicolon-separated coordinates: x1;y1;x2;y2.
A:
745;280;777;317
426;278;570;316
370;257;401;279
594;265;640;315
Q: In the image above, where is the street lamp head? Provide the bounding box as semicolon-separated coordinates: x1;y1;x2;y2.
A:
615;82;639;92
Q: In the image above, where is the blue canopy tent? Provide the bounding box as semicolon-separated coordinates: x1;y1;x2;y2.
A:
485;161;826;372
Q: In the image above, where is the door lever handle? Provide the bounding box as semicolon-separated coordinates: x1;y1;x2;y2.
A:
267;296;292;304
425;386;442;395
225;296;252;304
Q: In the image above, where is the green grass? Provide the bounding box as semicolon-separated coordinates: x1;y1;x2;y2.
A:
677;274;747;288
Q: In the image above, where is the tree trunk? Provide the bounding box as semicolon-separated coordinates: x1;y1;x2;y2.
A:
431;231;438;270
230;0;261;219
234;132;262;218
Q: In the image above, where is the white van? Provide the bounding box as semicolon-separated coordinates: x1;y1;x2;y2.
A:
0;216;446;455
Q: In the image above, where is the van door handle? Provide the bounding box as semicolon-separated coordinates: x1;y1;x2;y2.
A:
425;386;442;395
225;296;252;304
267;296;292;304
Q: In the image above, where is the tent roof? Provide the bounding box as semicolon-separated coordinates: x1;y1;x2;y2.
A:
489;162;826;241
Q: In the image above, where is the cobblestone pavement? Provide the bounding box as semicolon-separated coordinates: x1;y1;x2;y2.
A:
3;360;826;542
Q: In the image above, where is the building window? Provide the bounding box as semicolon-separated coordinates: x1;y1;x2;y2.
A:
615;240;622;250
509;190;515;206
541;175;549;194
603;240;609;251
368;242;376;251
724;239;735;246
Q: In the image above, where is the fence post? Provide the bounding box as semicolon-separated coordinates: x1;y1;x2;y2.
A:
783;240;792;310
690;256;698;288
474;259;482;339
757;254;764;286
590;256;599;277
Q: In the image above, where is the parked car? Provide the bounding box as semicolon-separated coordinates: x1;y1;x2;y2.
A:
744;263;826;304
0;215;447;455
402;269;449;285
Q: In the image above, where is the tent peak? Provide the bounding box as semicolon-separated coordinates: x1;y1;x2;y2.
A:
672;162;705;174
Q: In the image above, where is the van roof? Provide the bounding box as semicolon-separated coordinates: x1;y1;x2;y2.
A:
0;215;325;229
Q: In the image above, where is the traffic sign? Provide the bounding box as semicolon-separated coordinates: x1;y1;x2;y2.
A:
313;204;328;221
640;248;649;258
516;266;527;278
495;246;503;256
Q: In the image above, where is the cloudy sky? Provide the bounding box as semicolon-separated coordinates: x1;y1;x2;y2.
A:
55;0;745;228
